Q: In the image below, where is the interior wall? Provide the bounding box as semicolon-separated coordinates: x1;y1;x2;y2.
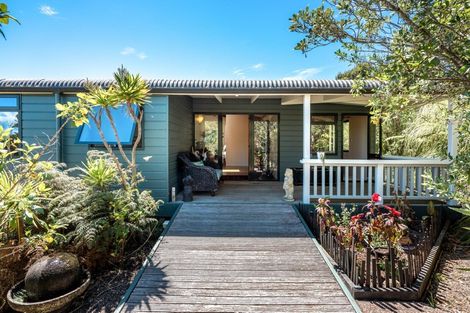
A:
343;115;368;159
225;114;249;167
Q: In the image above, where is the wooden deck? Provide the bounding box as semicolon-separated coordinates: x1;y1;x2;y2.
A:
119;202;358;312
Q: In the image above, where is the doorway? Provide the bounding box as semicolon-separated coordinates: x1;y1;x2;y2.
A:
193;113;279;181
342;114;382;160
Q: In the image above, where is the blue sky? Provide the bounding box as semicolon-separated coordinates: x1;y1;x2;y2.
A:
1;1;349;80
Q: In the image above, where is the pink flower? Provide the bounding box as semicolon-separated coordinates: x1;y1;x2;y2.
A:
371;193;382;203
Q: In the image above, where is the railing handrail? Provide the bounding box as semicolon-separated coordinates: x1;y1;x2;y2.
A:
300;158;450;167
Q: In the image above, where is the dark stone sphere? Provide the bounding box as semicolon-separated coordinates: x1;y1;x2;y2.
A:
24;253;81;301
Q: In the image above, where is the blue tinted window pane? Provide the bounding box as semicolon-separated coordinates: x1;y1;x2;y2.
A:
0;97;18;108
0;111;19;134
77;105;137;145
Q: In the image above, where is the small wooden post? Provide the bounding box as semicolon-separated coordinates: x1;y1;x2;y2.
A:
365;247;371;289
361;260;366;287
372;258;377;288
376;261;383;288
398;260;404;287
390;248;397;288
385;259;390;288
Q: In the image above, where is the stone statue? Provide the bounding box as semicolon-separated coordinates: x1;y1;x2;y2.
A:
182;175;194;202
283;168;294;202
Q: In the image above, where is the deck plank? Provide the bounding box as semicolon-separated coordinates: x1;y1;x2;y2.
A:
120;202;355;312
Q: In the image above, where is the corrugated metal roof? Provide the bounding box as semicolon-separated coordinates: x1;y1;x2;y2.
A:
0;79;381;93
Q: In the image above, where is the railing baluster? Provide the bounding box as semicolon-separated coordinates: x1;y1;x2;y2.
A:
368;166;373;195
336;166;341;196
394;167;399;195
352;166;357;196
402;167;407;196
329;166;333;195
386;166;391;196
409;167;415;197
360;166;365;196
321;165;326;196
417;167;423;197
313;165;318;196
345;166;349;196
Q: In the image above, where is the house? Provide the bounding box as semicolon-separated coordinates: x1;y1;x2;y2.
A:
0;79;452;203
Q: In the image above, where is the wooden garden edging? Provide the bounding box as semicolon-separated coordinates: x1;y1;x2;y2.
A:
114;202;183;313
296;203;449;301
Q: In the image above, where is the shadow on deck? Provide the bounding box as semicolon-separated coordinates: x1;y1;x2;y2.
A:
118;186;359;312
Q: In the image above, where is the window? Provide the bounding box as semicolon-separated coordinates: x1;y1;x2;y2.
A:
194;114;219;156
0;96;20;138
311;115;336;155
343;120;350;152
369;118;382;158
76;105;138;145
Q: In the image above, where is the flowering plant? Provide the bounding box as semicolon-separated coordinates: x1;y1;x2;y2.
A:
351;193;407;248
316;193;407;250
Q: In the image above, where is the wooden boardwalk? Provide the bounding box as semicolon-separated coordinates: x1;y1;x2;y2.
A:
119;202;357;313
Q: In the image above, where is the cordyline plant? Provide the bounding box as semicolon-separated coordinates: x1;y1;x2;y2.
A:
56;67;150;191
316;193;407;251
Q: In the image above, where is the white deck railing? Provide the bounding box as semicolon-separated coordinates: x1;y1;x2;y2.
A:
300;158;450;201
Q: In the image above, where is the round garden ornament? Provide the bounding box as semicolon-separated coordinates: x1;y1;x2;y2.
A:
7;253;90;313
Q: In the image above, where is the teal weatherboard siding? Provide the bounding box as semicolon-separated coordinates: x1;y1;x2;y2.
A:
60;95;170;202
21;95;58;161
168;96;193;194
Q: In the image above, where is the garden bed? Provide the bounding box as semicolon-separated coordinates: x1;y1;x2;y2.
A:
295;200;450;301
1;202;182;313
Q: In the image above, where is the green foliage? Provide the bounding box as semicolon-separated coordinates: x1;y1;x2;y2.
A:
47;151;161;260
81;157;117;190
0;3;19;39
56;67;151;190
291;0;470;235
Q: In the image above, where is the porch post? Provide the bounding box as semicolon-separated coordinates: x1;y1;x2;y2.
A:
447;100;458;158
447;100;459;203
302;94;311;203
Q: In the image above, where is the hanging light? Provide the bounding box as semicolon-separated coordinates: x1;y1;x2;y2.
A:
196;115;204;124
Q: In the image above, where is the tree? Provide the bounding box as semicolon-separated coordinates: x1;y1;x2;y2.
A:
56;67;150;191
0;3;19;39
290;0;470;209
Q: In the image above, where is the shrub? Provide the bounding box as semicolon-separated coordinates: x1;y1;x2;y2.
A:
46;151;161;265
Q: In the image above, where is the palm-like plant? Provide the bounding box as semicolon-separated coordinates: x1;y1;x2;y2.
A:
0;3;19;39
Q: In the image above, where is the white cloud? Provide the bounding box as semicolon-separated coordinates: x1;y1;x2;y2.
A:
120;47;136;55
120;47;148;60
39;5;58;16
282;67;322;80
137;52;147;60
233;68;246;79
233;63;265;79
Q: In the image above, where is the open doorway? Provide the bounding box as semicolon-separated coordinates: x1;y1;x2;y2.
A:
222;115;250;177
342;114;382;159
193;113;279;181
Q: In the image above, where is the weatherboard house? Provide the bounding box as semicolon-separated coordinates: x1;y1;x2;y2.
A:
0;79;452;202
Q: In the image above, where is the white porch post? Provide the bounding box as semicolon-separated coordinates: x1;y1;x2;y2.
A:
447;100;458;158
447;100;459;202
302;94;311;203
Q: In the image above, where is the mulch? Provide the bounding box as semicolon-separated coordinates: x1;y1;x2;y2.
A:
358;237;470;313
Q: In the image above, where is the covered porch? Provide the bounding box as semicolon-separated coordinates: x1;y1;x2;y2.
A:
165;81;453;203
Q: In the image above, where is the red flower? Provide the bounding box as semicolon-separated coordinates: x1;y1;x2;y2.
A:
371;193;382;203
390;208;401;218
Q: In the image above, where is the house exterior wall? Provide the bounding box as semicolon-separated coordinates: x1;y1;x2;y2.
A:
21;95;58;161
168;95;193;195
20;94;172;201
16;92;370;202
